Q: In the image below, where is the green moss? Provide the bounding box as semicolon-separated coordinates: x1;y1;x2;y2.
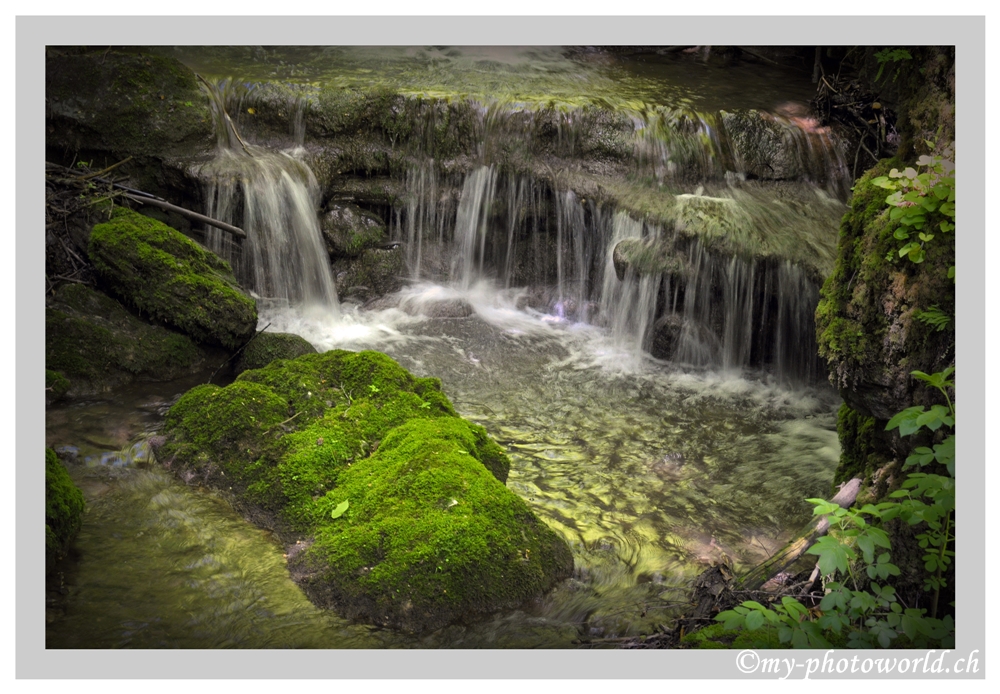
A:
235;332;318;375
45;48;213;158
162;349;568;631
45;369;70;400
833;403;890;485
88;208;257;350
298;417;572;631
45;283;204;395
46;448;85;570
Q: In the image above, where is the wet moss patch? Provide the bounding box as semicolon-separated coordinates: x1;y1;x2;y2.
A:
88;207;257;350
161;349;570;631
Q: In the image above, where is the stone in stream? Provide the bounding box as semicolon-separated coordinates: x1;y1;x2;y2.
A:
158;349;574;632
45;283;214;398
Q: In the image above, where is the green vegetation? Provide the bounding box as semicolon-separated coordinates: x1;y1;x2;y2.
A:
45;283;204;396
871;150;955;275
45;48;212;157
713;368;955;649
161;349;572;631
45;448;85;571
815;158;954;420
88;207;257;350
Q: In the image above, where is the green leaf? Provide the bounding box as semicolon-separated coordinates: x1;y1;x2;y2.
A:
330;500;350;519
745;610;766;631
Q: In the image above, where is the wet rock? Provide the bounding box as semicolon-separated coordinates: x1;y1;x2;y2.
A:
88;207;258;351
320;203;387;258
234;332;318;375
612;238;687;281
45;283;212;397
649;314;684;360
333;246;405;302
403;297;474;319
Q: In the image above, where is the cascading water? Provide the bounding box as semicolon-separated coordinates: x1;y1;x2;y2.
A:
48;49;852;648
198;81;339;316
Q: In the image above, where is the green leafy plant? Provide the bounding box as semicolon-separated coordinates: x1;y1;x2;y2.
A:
715;368;955;648
872;152;954;274
873;48;913;82
916;306;951;332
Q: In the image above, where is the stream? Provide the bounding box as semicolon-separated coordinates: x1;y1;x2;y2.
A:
46;287;840;648
46;46;844;648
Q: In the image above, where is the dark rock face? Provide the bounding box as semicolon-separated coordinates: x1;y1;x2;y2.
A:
320;203;387;258
649;314;685;360
235;332;318;375
45;48;213;159
88;208;258;351
45;283;210;397
333;246;406;303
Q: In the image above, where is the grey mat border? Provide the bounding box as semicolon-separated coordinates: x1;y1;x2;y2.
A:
17;14;986;680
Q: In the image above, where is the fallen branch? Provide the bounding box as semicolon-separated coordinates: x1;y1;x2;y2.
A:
736;478;862;592
124;193;246;239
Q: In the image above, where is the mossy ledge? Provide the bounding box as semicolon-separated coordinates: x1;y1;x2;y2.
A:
88;207;258;350
159;349;573;632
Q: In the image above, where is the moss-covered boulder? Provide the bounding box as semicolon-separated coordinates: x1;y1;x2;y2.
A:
45;283;208;396
88;207;257;350
159;350;573;631
234;332;318;375
46;448;85;571
45;47;213;159
815;159;954;425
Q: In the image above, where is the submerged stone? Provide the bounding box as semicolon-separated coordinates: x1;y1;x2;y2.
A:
159;349;573;631
88;207;258;351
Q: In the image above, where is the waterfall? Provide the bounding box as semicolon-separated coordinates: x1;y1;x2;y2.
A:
452;166;498;289
198;80;340;316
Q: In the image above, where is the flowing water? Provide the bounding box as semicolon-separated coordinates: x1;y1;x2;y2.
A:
47;47;846;648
